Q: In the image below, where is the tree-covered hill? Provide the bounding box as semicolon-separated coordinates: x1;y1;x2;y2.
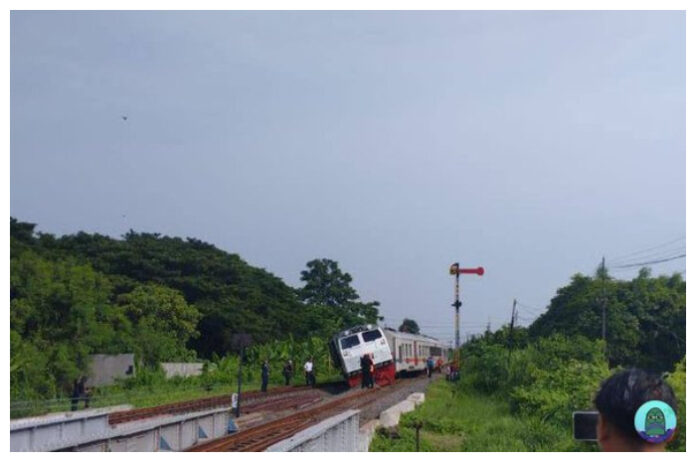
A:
464;266;685;374
10;217;380;401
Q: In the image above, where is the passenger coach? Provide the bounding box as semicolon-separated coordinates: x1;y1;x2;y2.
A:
382;328;450;376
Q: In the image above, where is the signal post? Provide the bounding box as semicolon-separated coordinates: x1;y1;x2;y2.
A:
449;263;484;368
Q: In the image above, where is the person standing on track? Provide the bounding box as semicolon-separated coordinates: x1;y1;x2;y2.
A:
368;353;375;388
282;359;294;386
426;356;435;378
360;354;371;389
304;357;316;387
261;359;270;392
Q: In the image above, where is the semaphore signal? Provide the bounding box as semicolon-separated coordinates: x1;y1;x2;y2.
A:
449;262;485;362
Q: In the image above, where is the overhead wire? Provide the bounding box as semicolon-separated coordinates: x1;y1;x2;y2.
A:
610;253;685;269
607;246;685;267
607;236;685;264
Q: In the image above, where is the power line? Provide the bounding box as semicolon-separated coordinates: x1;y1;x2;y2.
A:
611;254;685;269
607;236;685;264
608;245;686;267
515;304;543;316
515;301;546;318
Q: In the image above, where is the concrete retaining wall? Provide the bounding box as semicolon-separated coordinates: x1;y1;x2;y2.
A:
379;392;425;428
11;402;233;452
74;407;231;452
358;419;381;451
10;406;132;452
266;410;361;452
87;354;135;387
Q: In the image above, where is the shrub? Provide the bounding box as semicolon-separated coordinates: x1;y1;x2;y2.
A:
461;334;610;433
666;356;685;451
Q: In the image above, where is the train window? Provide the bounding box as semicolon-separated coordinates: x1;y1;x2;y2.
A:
340;335;360;349
361;330;382;342
430;347;442;356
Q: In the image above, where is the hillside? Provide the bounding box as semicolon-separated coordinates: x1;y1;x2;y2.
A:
10;217;378;401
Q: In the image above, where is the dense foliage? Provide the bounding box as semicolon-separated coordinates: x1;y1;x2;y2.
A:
455;271;686;452
462;334;610;429
376;264;686;452
371;380;589;452
10;218;379;403
528;268;685;371
374;336;685;452
666;357;686;451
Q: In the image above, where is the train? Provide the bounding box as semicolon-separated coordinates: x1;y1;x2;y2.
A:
328;324;451;387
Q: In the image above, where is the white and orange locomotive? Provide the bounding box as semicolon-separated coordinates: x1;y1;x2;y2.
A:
329;324;451;387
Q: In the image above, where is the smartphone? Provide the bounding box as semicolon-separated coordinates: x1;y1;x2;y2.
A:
573;411;599;441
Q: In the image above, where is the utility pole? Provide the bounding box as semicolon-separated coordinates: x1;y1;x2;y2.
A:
231;333;252;418
601;256;607;354
507;299;517;364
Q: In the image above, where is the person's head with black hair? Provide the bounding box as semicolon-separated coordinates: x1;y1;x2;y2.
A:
594;368;677;451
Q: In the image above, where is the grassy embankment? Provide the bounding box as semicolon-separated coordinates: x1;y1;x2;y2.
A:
11;368;343;419
370;379;591;452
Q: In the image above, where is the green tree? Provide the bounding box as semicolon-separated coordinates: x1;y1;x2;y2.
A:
117;284;201;365
398;318;420;334
297;258;381;328
528;269;684;371
666;356;685;452
10;250;119;397
298;259;360;307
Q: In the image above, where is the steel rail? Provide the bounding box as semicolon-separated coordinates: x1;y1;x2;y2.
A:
108;385;311;425
187;387;384;452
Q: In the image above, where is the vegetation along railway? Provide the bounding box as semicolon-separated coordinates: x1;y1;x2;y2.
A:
10;322;446;452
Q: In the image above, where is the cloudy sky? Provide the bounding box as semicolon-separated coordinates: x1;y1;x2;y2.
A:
11;11;685;344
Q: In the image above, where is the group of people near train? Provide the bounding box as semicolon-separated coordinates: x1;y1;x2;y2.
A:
259;357;316;392
261;353;439;392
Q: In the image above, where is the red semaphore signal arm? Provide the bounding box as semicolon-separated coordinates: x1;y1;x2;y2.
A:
458;267;484;276
449;264;484;276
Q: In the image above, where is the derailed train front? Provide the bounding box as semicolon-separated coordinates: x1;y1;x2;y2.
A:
328;324;396;387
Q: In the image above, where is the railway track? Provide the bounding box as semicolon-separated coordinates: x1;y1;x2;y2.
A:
187;387;385;452
108;385;312;425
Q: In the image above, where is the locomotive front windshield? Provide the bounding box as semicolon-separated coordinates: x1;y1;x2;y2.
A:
361;329;382;342
340;334;360;349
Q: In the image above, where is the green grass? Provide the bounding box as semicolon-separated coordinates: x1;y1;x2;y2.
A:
10;372;343;419
370;380;595;452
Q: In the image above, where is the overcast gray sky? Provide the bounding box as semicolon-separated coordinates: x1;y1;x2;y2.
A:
10;11;685;344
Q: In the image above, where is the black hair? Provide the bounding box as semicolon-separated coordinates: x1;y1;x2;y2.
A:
594;368;677;443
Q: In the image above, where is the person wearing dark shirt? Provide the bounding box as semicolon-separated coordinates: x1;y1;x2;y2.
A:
360;354;370;389
282;360;294;386
260;360;270;392
70;376;88;411
367;354;375;388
